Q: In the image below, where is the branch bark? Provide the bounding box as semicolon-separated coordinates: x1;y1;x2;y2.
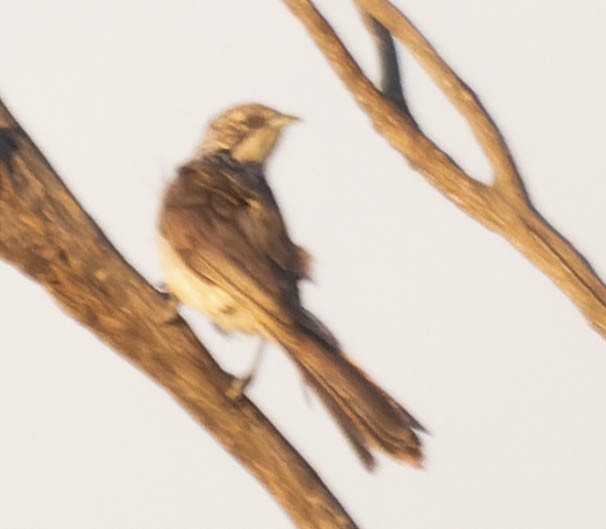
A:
0;99;359;529
283;0;606;339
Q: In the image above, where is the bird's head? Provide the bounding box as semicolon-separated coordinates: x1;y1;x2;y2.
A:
197;103;300;164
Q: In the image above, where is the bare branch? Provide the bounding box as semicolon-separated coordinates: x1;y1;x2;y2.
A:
283;0;493;224
0;98;359;529
354;0;527;199
283;0;606;338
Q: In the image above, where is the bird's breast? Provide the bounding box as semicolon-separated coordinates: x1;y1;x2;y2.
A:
156;235;263;335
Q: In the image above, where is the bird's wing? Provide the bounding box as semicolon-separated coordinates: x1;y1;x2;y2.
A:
158;158;303;325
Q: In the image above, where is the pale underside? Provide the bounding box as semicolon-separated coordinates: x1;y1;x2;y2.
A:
157;235;268;336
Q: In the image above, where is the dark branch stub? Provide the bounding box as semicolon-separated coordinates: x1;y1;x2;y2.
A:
361;14;417;126
0;127;19;176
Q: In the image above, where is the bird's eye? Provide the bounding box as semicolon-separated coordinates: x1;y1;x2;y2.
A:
246;116;265;128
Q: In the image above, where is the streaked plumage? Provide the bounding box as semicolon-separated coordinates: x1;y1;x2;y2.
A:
158;103;425;469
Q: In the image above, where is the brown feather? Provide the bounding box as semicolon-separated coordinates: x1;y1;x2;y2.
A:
158;147;425;468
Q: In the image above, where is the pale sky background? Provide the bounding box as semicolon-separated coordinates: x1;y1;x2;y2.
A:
1;1;606;528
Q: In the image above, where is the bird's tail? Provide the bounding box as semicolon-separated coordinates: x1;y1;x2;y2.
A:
277;309;425;470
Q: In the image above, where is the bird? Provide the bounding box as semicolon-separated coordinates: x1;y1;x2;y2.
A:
157;103;425;469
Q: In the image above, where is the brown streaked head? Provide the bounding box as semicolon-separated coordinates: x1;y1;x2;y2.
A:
196;103;300;163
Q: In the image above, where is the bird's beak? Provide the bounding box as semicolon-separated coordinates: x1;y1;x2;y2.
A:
271;114;301;128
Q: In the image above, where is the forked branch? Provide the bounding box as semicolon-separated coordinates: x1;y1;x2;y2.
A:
284;0;606;338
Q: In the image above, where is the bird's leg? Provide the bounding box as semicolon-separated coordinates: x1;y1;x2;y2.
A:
300;374;313;407
226;339;265;401
155;282;181;324
211;322;230;337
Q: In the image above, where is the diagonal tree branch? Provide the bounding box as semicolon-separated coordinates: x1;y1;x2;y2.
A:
283;0;492;220
283;0;606;338
354;0;527;199
0;98;359;529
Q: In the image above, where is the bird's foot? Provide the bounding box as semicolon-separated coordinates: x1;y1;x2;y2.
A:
155;282;181;324
225;340;265;401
